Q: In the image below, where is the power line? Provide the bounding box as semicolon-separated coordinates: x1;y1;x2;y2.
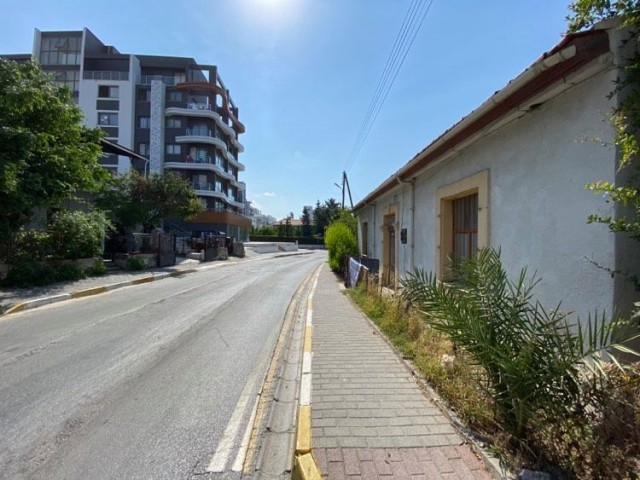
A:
343;0;435;174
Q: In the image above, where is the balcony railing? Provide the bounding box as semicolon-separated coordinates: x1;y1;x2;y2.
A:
186;127;213;137
83;70;129;81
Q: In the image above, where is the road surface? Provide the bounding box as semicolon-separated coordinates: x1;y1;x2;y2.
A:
0;251;324;479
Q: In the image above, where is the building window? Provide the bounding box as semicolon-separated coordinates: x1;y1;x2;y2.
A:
166;118;182;128
166;144;181;155
98;85;119;99
138;89;151;101
39;35;81;65
139;116;150;129
97;112;118;126
436;170;489;279
139;143;149;156
51;69;80;94
361;222;368;256
452;194;478;261
167;91;182;102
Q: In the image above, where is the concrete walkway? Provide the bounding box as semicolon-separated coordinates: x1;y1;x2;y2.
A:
308;264;493;479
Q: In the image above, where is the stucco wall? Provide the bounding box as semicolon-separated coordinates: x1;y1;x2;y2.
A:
359;67;629;321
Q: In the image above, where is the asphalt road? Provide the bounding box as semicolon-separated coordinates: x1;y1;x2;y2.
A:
0;251;325;479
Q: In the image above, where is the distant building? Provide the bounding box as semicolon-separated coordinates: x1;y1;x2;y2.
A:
2;28;250;240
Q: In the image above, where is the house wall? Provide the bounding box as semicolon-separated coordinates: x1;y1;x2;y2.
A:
359;66;633;320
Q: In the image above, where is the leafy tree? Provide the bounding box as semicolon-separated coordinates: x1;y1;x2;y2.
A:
47;209;113;259
301;206;312;237
96;171;203;231
313;198;341;236
0;59;107;244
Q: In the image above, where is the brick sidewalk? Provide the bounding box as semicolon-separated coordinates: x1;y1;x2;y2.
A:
309;264;493;479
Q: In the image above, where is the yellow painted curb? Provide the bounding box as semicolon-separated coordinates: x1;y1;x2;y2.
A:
71;286;108;299
303;325;313;352
3;303;26;316
293;453;323;480
296;405;312;454
131;276;154;285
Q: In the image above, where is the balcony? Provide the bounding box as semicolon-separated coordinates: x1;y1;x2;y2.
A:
175;129;245;171
165;103;244;152
140;75;177;85
164;156;236;181
192;181;228;200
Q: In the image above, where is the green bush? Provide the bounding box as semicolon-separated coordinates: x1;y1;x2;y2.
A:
3;260;86;287
325;222;357;272
48;210;112;260
401;248;640;476
126;256;146;271
86;258;106;276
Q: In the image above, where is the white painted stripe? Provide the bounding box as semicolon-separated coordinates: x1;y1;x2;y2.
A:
300;374;312;406
306;309;313;326
231;390;261;472
302;352;313;374
207;368;261;472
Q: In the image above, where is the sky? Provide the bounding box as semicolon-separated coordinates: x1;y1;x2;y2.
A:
0;0;573;220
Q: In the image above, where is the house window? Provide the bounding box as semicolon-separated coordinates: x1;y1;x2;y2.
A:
361;222;368;256
97;112;118;126
139;143;149;156
98;85;119;99
166;144;181;155
139;116;150;129
452;194;478;261
436;170;489;279
166;118;182;128
167;91;182;102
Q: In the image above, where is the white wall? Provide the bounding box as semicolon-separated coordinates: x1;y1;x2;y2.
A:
359;67;628;321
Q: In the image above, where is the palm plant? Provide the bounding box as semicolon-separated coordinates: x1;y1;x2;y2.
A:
401;248;639;442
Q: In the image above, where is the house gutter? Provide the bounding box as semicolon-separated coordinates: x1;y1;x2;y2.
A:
352;29;610;211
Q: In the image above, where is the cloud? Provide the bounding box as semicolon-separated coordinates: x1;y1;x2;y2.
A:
263;192;276;197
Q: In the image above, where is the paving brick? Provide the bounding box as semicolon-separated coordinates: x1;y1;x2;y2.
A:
328;461;346;480
371;449;393;476
342;449;360;475
359;460;379;479
337;437;368;448
455;445;484;470
356;448;373;461
327;447;343;463
314;448;328;472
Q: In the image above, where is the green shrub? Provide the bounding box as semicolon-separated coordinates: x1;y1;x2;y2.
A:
126;256;146;271
401;248;640;476
48;210;112;260
3;260;86;287
86;258;106;276
325;222;357;272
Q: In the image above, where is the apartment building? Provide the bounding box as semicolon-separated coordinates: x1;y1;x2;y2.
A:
4;28;250;240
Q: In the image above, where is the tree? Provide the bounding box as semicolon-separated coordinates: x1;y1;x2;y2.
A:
313;198;341;236
0;59;107;244
96;171;204;231
301;206;312;237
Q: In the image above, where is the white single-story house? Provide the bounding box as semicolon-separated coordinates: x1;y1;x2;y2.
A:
354;20;639;321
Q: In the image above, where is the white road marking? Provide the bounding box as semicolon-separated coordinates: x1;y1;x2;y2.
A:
300;374;312;406
302;352;313;374
231;389;261;472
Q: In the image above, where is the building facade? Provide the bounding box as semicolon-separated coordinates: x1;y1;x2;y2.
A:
355;21;639;322
4;28;250;240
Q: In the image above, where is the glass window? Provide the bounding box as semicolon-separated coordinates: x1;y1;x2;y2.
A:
166;144;181;155
139;116;150;129
98;85;119;99
167;91;182;102
452;193;478;261
139;143;149;156
97;112;118;126
166;118;182;128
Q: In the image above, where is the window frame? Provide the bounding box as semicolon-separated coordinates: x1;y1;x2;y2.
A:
436;170;489;279
97;112;118;126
